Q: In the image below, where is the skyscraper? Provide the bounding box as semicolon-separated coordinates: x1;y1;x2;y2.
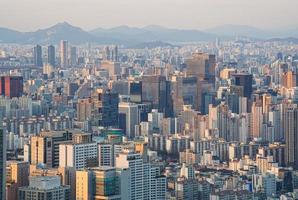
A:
0;130;6;200
232;73;253;99
60;40;68;67
33;44;43;67
91;88;119;127
0;76;23;98
119;102;139;138
100;61;121;77
113;45;118;62
186;52;216;85
171;74;199;115
77;98;92;121
141;75;173;117
70;46;77;66
284;105;298;169
104;46;111;60
47;45;55;66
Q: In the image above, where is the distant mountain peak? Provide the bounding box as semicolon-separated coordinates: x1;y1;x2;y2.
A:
143;25;167;31
48;22;83;31
1;22;297;45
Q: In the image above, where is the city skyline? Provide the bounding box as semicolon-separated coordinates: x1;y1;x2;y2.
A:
1;0;298;31
2;1;298;199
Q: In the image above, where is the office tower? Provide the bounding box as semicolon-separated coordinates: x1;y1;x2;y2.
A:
116;152;166;200
77;98;92;121
33;44;43;67
129;81;142;103
60;40;68;67
119;102;139;138
110;80;129;95
59;133;97;169
227;93;240;114
100;61;121;77
232;73;253;99
282;71;296;88
65;82;79;96
6;161;29;200
0;76;23;98
284;105;298;169
171;74;199;115
185;52;216;84
141;75;173;117
29;165;76;200
18;176;70;200
91;88;119;127
104;46;111;60
30;131;73;168
113;45;118;62
47;45;55;66
76;167;122;200
0;130;6;200
70;46;77;66
148;109;164;131
75;170;93;200
201;91;215;115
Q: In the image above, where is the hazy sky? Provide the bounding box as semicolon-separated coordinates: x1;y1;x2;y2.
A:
1;0;298;31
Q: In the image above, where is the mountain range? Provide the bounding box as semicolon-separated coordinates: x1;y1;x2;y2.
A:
0;22;298;46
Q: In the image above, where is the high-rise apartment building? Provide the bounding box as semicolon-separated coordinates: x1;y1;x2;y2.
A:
116;152;166;200
98;143;116;167
59;133;97;170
